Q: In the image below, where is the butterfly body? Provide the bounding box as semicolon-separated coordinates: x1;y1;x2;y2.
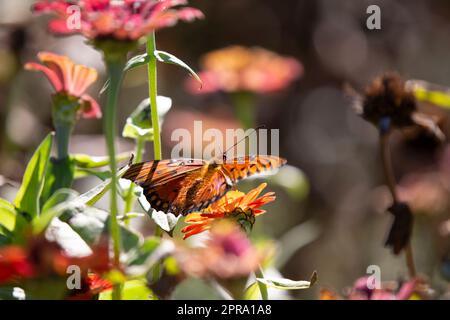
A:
123;155;286;216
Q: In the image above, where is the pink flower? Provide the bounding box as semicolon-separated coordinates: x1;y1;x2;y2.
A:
25;52;100;118
348;277;417;300
32;0;204;41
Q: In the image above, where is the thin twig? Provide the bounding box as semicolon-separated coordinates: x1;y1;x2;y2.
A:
379;132;417;278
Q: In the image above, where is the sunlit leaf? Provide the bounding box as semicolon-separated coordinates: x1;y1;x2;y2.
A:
154;50;202;85
74;168;111;181
0;198;18;232
124;53;149;72
99;280;154;300
32;166;129;234
122;96;172;141
256;271;317;290
41;157;75;205
14;133;53;218
72;152;131;169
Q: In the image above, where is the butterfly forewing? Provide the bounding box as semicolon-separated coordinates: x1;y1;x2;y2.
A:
222;155;287;182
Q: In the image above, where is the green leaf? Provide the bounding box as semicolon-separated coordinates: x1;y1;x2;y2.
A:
41;157;75;205
0;199;28;243
154;50;202;85
78;165;130;207
122;96;172;141
127;237;161;267
99;280;154;300
14;133;53;218
256;271;317;290
72;152;131;169
124;53;150;72
0;198;18;232
74;168;111;181
125;51;202;85
59;205;108;245
31;165;129;234
42;188;78;214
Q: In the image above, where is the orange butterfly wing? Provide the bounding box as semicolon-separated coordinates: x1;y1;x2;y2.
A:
123;155;286;216
222;155;287;182
123;159;205;215
123;159;232;216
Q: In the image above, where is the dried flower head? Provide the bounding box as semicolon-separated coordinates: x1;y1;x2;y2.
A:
385;202;414;255
32;0;204;42
25;52;100;119
182;183;275;239
348;72;445;140
186;46;302;94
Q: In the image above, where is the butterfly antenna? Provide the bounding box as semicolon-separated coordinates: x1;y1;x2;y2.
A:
128;153;135;166
222;125;266;162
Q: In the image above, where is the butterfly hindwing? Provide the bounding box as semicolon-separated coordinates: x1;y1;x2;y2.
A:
123;159;206;215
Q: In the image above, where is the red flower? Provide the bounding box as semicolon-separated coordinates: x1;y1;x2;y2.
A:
0;246;34;284
25;52;100;118
68;273;113;299
0;236;111;287
32;0;204;41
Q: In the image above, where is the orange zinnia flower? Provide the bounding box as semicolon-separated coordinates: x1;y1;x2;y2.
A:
25;52;100;118
186;46;302;94
182;183;275;239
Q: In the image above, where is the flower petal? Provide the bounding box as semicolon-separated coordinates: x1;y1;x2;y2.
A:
80;94;102;119
24;62;63;92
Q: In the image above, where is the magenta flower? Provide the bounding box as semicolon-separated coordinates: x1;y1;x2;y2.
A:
32;0;204;41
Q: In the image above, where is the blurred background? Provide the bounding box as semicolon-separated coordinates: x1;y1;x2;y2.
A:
1;0;450;299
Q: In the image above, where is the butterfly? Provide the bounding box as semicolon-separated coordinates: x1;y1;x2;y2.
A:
122;155;286;216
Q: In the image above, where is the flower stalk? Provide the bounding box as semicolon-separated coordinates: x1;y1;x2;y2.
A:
103;55;127;300
146;31;164;283
232;92;256;130
255;266;268;300
379;131;416;278
123;137;145;222
147;32;162;161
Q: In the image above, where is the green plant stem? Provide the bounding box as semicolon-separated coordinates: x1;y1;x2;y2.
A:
380;133;416;278
104;57;126;300
147;31;164;284
124;137;145;222
54;123;73;160
233;92;256;130
147;32;162;161
255;265;268;300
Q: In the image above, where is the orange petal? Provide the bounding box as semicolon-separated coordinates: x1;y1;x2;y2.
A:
38;52;74;92
71;64;97;97
25;62;63;92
